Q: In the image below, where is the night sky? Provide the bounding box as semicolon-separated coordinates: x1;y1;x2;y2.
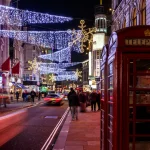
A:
14;0;111;62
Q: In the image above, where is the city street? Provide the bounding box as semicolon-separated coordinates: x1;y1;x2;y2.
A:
0;101;68;150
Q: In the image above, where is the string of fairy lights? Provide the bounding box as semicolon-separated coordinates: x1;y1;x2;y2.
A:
0;4;95;81
0;4;72;26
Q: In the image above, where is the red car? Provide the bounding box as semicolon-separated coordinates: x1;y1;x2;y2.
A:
43;93;64;105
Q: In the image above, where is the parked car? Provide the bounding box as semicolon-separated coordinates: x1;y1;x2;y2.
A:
43;93;64;105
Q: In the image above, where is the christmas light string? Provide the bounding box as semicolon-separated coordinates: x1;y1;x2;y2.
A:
0;4;72;26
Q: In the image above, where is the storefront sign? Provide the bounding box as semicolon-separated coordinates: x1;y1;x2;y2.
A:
125;39;150;46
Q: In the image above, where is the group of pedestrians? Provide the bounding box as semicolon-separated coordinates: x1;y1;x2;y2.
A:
67;88;101;121
15;90;41;103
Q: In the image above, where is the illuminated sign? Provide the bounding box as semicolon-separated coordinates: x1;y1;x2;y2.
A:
93;33;105;50
125;39;150;46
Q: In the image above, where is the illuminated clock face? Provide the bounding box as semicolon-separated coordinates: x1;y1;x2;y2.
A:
93;33;105;51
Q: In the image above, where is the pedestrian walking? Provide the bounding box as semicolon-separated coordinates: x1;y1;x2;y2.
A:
78;91;86;112
67;88;80;121
30;90;36;103
38;91;41;101
90;90;97;112
22;91;27;102
16;91;19;102
96;91;101;111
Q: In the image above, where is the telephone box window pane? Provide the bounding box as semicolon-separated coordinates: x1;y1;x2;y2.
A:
129;122;133;134
101;90;104;99
101;70;104;79
135;138;150;150
129;60;134;73
135;122;150;134
136;76;150;88
108;141;113;150
129;91;133;104
136;91;150;104
109;63;113;75
108;116;113;129
129;107;133;119
108;104;113;115
129;143;133;150
129;75;133;88
109;76;113;89
107;129;113;143
136;59;150;73
108;90;113;101
101;80;104;89
136;106;150;119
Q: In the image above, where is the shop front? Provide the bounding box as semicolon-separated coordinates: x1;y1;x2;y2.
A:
100;26;150;150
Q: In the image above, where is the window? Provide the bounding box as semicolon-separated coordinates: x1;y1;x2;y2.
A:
123;19;126;28
132;8;137;26
140;0;146;25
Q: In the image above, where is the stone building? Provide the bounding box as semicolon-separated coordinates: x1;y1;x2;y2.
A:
111;0;149;31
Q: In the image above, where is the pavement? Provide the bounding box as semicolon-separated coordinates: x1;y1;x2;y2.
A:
53;106;100;150
0;98;44;116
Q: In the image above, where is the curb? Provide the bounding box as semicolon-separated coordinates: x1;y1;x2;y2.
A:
53;110;71;150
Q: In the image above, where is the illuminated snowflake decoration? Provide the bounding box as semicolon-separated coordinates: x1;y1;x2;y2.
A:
49;74;56;82
28;57;41;74
75;68;82;78
68;20;96;53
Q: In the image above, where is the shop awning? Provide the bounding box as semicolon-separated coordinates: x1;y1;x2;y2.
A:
16;83;27;89
12;82;27;89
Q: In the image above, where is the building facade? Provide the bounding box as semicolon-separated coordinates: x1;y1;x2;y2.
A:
111;0;150;31
89;5;109;90
0;0;11;92
82;60;89;91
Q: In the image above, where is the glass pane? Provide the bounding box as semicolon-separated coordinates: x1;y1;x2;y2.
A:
129;143;133;150
129;91;133;104
129;122;133;135
136;122;150;134
129;60;134;73
101;80;104;89
108;141;113;150
107;129;113;143
136;106;150;119
136;75;150;88
109;63;113;75
136;91;150;104
101;90;104;99
108;104;113;115
136;59;150;73
129;107;133;119
108;90;113;101
108;116;113;129
129;75;133;88
109;76;113;89
101;70;104;79
135;138;150;150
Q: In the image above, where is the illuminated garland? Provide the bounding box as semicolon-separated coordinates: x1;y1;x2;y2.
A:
0;5;72;26
40;62;81;69
69;20;97;53
55;75;78;81
40;68;66;74
39;47;71;62
0;29;81;52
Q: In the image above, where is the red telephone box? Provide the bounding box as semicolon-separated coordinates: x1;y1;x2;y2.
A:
100;26;150;150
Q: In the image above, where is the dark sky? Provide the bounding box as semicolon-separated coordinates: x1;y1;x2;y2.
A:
14;0;111;62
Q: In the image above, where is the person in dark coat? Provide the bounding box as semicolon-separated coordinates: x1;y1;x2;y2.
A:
78;91;86;112
30;90;36;103
22;91;27;102
16;91;19;102
96;91;101;111
67;88;80;120
90;90;97;112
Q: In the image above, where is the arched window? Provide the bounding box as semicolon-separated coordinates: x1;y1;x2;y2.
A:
122;19;126;28
132;8;137;26
140;0;146;25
